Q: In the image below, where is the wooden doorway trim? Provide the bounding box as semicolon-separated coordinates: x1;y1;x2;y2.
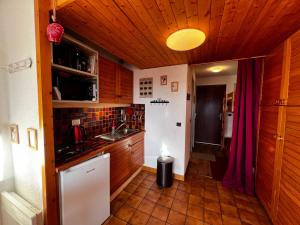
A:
34;0;59;225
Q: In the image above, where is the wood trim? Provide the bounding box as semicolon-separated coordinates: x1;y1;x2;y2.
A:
142;166;185;181
280;39;292;104
110;167;143;201
271;38;291;222
34;0;58;224
52;102;130;108
53;0;75;10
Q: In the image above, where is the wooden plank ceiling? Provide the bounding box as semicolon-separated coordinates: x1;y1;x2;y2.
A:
57;0;300;69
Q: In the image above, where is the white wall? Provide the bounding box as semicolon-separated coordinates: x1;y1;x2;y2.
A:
184;66;193;171
0;0;43;210
0;43;15;225
134;64;190;176
196;74;237;94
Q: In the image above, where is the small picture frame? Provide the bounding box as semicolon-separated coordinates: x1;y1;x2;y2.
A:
9;124;19;144
160;75;167;85
171;81;179;92
27;128;38;150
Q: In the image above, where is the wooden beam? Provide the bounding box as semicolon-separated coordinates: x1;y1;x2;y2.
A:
52;0;75;10
34;0;59;225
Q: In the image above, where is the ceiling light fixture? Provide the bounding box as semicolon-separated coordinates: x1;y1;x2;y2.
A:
166;28;206;51
209;66;224;73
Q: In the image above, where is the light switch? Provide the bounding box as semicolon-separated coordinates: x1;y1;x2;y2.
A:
72;119;81;126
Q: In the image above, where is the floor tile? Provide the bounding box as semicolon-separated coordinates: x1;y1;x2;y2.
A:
185;216;204;225
167;210;186;225
157;195;174;208
204;209;222;225
138;199;155;214
129;210;150;225
115;203;136;222
163;188;177;197
145;190;161;203
140;179;154;189
178;183;191;193
189;194;203;207
147;216;166;225
204;190;219;202
150;183;164;193
239;209;260;225
111;200;124;214
115;191;131;203
222;214;242;225
152;204;170;221
145;174;156;182
172;199;188;214
126;195;143;208
105;216;127;225
220;203;239;218
236;199;255;213
204;198;221;213
134;187;149;198
187;204;204;220
175;190;190;202
124;183;138;194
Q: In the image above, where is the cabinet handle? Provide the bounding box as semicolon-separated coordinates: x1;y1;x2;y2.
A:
277;136;284;141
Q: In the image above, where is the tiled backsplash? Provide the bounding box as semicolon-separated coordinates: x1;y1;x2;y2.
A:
53;104;145;146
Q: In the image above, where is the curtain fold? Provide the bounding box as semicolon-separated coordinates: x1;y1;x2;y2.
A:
222;58;262;195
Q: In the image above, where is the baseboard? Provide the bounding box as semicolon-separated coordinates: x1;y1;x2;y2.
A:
142;165;185;181
110;167;143;201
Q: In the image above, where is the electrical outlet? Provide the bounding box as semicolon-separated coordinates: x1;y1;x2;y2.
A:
72;119;81;126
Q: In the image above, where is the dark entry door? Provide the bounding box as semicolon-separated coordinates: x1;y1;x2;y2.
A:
195;85;226;145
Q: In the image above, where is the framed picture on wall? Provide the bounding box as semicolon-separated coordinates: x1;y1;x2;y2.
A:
9;124;19;144
160;75;167;85
171;81;179;92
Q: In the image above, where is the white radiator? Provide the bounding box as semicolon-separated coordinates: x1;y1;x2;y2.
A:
1;192;42;225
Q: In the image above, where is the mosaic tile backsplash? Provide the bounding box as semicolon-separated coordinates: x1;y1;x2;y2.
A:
53;104;145;147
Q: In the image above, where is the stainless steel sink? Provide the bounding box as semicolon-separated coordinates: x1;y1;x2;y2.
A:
95;128;140;141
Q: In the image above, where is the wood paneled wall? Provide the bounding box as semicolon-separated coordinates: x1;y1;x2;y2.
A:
256;29;300;224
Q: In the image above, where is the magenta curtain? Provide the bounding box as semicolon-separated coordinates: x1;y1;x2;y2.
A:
222;58;262;195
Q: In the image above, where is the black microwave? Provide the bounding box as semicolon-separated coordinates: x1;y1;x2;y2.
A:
53;71;97;101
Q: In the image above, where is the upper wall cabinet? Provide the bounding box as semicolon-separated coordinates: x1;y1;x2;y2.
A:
99;57;117;103
287;31;300;106
117;66;133;104
51;34;99;103
261;42;289;106
99;56;133;104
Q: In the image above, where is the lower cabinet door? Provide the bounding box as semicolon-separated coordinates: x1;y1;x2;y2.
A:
130;141;144;173
256;106;279;216
275;107;300;225
108;140;131;194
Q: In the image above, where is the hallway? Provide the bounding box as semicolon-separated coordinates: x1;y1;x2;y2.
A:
107;157;271;225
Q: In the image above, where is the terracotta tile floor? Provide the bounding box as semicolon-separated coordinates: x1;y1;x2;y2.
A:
105;161;272;225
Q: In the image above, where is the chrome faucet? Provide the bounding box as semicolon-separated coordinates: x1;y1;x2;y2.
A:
112;122;127;134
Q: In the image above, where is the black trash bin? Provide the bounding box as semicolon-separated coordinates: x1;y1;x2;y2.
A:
156;156;174;188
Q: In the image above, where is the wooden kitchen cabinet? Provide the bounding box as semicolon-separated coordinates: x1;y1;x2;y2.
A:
107;132;144;194
287;31;300;106
99;57;117;103
275;107;300;225
260;42;289;106
130;132;144;173
107;138;131;193
99;56;133;104
256;107;279;214
117;66;133;104
256;29;300;224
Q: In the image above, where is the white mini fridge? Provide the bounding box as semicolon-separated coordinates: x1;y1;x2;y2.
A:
59;153;110;225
